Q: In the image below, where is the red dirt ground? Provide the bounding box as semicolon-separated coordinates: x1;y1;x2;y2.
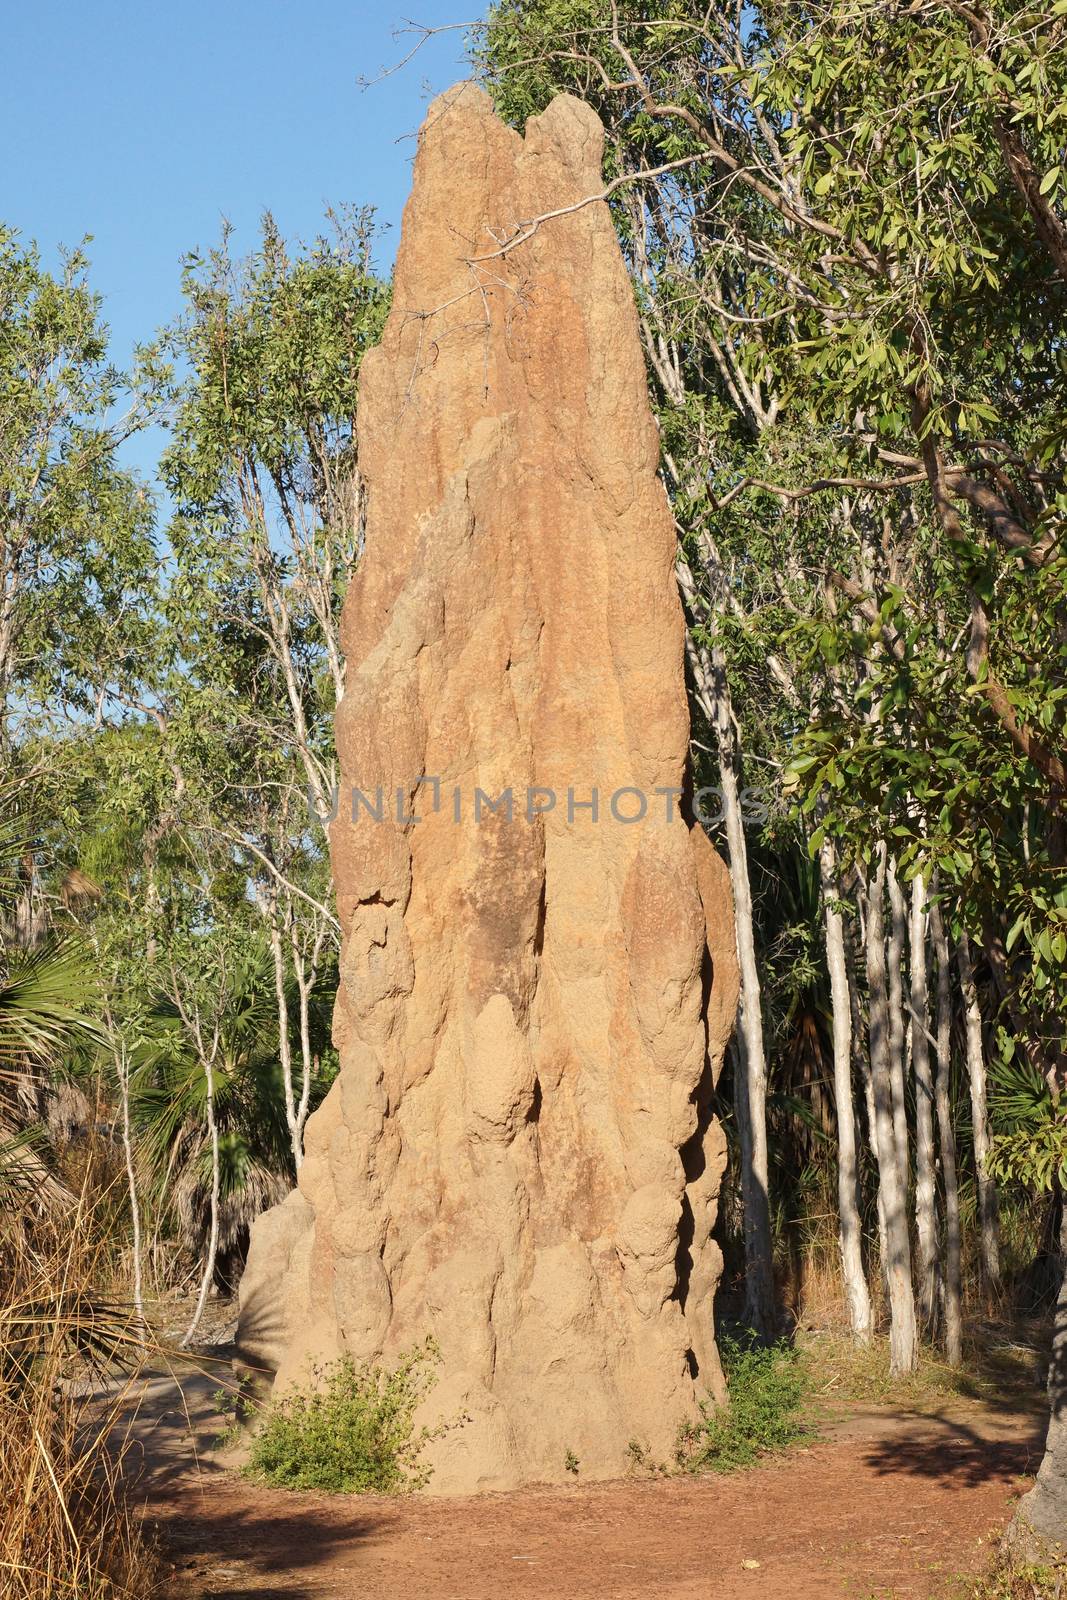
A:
127;1374;1045;1600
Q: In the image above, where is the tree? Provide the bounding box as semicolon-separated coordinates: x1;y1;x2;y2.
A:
478;0;1067;1442
0;226;163;749
819;837;872;1341
159;210;387;1169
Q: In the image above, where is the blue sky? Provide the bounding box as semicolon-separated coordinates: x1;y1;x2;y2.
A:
2;1;484;478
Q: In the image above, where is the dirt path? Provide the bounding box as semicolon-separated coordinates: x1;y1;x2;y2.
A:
126;1373;1044;1600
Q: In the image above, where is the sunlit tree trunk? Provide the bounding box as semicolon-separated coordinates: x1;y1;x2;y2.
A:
819;838;872;1342
1008;1209;1067;1555
711;659;774;1336
909;874;939;1329
116;1041;144;1345
678;597;775;1335
866;843;918;1373
848;891;888;1269
931;899;962;1366
957;930;1001;1298
267;905;300;1166
886;858;911;1182
181;1051;221;1350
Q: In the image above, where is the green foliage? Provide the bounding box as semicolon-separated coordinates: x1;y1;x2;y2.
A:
245;1342;442;1494
482;0;1067;1181
0;936;102;1066
679;1335;809;1473
0;225;164;739
987;1048;1067;1196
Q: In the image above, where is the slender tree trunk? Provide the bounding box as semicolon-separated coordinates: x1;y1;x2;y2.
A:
931;899;963;1366
117;1043;145;1345
709;654;774;1336
957;931;1001;1298
181;1054;221;1350
150;1133;182;1293
844;896;889;1280
266;898;303;1170
866;844;918;1373
909;874;939;1329
886;859;911;1183
1007;1205;1067;1555
847;894;888;1270
289;921;326;1163
682;619;774;1334
819;838;872;1341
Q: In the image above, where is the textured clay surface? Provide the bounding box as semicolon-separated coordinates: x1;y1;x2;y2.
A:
238;82;739;1493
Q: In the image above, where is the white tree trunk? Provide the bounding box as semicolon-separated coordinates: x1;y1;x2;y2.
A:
819;838;872;1342
181;1054;221;1350
266;900;303;1170
710;655;774;1335
909;874;939;1329
957;931;1001;1297
931;900;962;1366
289;920;326;1165
865;844;918;1374
886;859;911;1182
681;614;774;1334
1007;1210;1067;1555
848;893;888;1269
117;1043;145;1345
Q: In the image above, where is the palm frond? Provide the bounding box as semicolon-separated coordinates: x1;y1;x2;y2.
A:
0;937;104;1064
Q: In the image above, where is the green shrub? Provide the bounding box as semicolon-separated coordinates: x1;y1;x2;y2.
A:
679;1333;810;1473
245;1340;440;1493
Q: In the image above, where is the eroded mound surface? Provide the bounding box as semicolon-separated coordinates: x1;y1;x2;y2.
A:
239;83;738;1492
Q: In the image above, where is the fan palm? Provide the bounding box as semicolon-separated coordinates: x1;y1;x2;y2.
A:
132;942;293;1295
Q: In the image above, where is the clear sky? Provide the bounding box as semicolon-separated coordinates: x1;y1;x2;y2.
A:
2;1;483;478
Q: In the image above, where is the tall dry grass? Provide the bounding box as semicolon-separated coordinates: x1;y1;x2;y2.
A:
0;1157;159;1599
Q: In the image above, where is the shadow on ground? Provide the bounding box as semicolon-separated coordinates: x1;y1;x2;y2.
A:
860;1406;1046;1489
153;1493;381;1599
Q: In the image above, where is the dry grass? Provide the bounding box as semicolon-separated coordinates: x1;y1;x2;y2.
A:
0;1162;160;1599
952;1554;1067;1600
797;1321;1042;1413
787;1228;1047;1413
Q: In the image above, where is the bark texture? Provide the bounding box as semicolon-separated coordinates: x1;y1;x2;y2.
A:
909;875;938;1329
238;85;739;1492
819;839;871;1342
1007;1215;1067;1556
866;844;918;1374
931;899;962;1366
957;931;1001;1295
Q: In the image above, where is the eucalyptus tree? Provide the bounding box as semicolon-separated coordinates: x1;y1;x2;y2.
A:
481;0;810;1333
0;226;163;748
479;0;1067;1411
139;930;291;1347
159;210;387;1168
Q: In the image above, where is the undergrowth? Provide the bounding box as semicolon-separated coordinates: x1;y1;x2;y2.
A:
244;1339;442;1493
959;1555;1067;1599
679;1333;810;1473
798;1323;1044;1411
0;1161;159;1599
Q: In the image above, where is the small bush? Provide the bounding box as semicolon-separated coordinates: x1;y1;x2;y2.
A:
680;1333;809;1473
245;1340;440;1493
